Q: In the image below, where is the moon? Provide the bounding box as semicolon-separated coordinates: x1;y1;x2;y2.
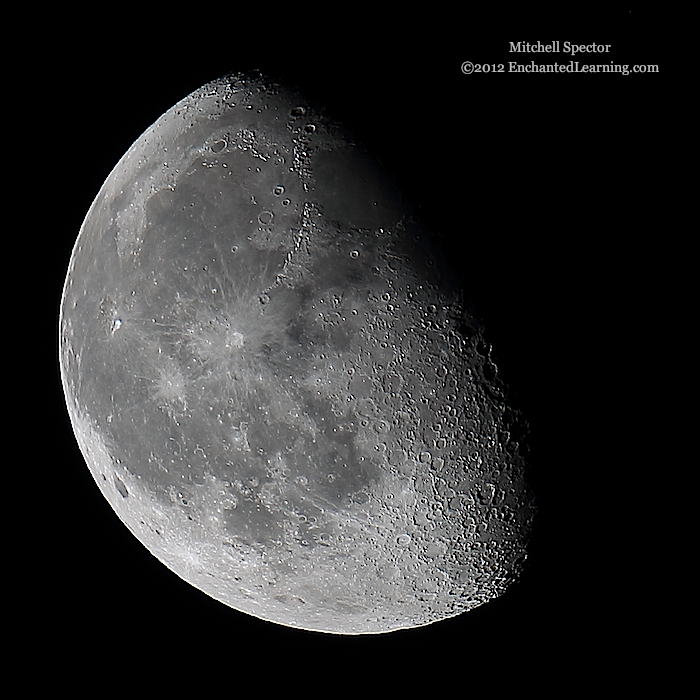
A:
59;72;535;634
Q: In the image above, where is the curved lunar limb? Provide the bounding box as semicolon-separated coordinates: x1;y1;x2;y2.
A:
60;72;535;634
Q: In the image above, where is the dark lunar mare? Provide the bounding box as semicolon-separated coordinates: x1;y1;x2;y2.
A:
60;72;535;634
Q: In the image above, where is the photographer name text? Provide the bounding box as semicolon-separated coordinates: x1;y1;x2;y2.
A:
510;42;611;57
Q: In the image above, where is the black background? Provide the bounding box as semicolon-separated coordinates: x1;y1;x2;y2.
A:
21;9;672;691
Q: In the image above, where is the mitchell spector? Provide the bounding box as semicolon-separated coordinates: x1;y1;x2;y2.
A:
509;42;612;57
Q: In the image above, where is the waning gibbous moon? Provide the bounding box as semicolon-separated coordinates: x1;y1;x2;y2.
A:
59;72;535;634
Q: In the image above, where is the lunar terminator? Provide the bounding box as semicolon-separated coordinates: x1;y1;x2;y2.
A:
59;72;535;634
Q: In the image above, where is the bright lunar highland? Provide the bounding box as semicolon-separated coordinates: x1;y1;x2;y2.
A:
60;73;535;634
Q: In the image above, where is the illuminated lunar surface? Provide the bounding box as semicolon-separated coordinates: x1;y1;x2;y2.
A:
59;72;535;634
